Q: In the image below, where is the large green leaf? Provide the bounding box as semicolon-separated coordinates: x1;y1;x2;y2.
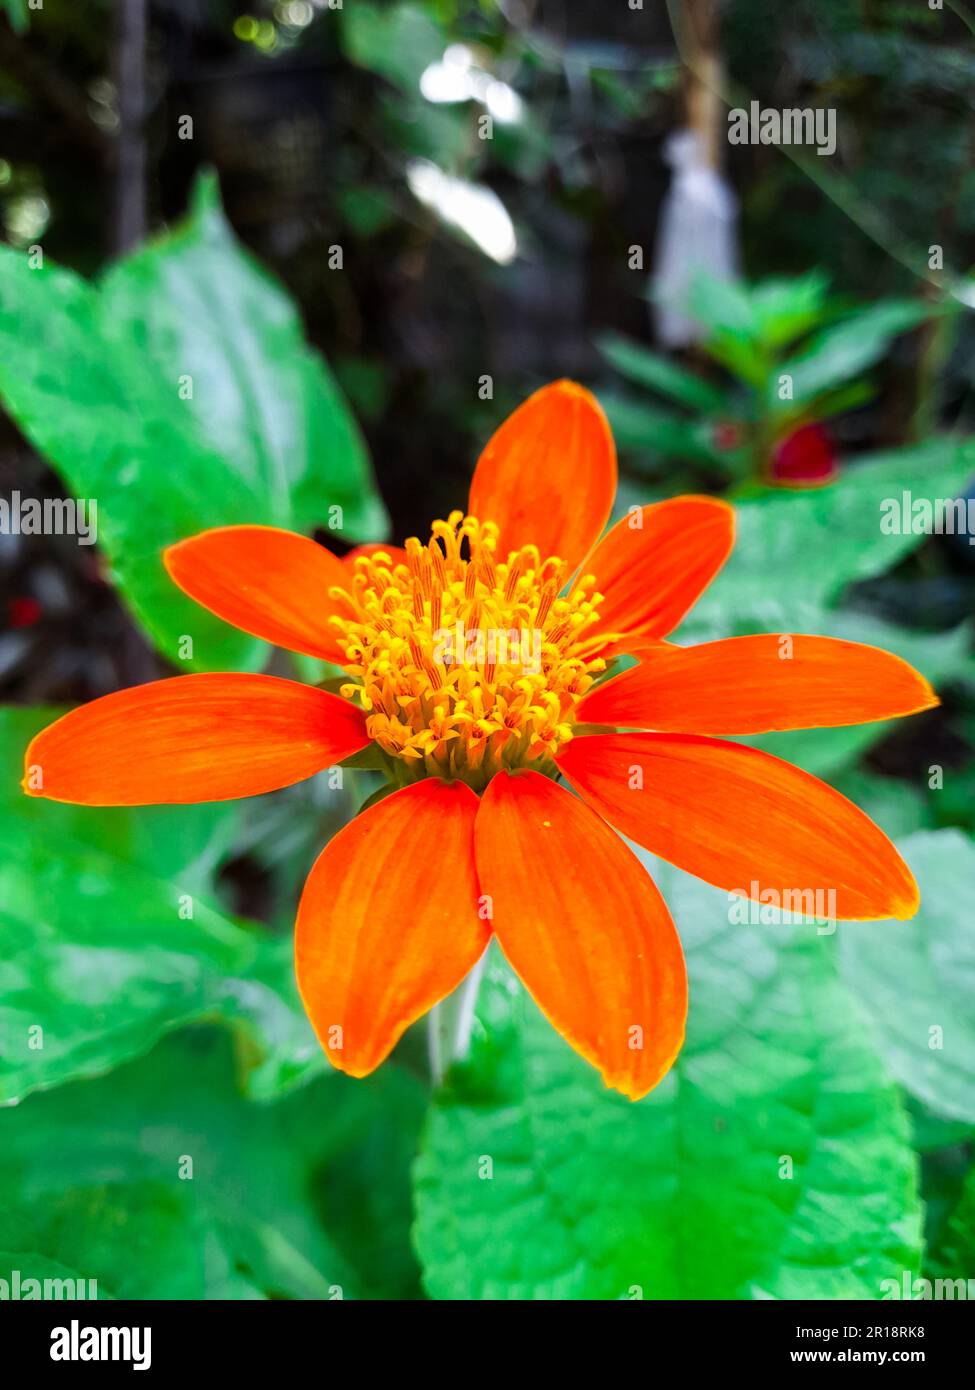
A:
0;706;328;1103
0;251;241;667
413;862;921;1300
0;1029;425;1299
0;1253;109;1300
688;439;975;631
99;174;387;545
840;829;975;1125
0;173;387;670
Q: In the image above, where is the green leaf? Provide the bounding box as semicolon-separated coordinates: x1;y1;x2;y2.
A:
0;252;247;668
414;863;921;1300
840;829;975;1125
925;1162;975;1285
597;333;729;414
599;392;734;469
747;722;879;780
681;275;768;385
341;1;445;91
100;173;387;544
686;272;757;339
1;0;26;32
2;0;27;34
0;173;387;670
830;772;932;841
908;1098;974;1153
773;300;937;409
701;330;767;387
772;378;877;438
0;1254;109;1300
749;271;835;349
688;438;975;630
0;706;327;1102
0;1029;426;1299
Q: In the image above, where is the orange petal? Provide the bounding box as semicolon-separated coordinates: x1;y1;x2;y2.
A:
23;674;369;805
583;496;734;648
474;770;687;1100
295;779;488;1077
577;635;938;734
558;733;919;921
468;381;617;572
164;525;351;662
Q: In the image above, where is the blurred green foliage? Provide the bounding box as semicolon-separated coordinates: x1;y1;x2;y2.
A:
600;272;945;488
1;0;26;36
0;0;974;1303
0;174;388;670
0;1029;426;1299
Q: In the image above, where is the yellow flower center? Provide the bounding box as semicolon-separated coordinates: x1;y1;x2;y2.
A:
329;511;607;789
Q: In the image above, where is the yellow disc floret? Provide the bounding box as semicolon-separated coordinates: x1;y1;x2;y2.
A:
329;511;607;788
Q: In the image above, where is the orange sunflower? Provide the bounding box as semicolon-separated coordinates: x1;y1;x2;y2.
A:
23;382;935;1100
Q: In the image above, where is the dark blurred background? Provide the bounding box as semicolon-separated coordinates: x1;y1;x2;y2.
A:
3;0;975;705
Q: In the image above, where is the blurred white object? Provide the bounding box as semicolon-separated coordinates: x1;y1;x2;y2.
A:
419;45;523;124
407;159;517;265
652;129;739;347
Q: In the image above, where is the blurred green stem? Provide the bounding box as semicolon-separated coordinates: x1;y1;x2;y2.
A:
911;309;957;442
427;949;488;1086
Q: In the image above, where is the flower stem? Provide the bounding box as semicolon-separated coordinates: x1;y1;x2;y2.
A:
451;949;487;1061
427;947;488;1086
427;1003;445;1086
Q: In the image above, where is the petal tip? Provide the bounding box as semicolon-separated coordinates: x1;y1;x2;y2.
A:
21;735;46;799
605;1036;683;1102
320;1047;380;1081
853;871;921;923
541;378;614;433
610;1068;669;1104
707;492;737;539
160;541;181;576
549;378;598;403
891;881;921;921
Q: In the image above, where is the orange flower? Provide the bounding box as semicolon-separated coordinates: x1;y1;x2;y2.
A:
22;382;936;1100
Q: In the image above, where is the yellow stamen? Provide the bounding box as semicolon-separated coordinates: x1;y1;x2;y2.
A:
330;515;606;789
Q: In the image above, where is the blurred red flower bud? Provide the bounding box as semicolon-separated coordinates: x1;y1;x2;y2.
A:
770;423;838;487
7;596;43;628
